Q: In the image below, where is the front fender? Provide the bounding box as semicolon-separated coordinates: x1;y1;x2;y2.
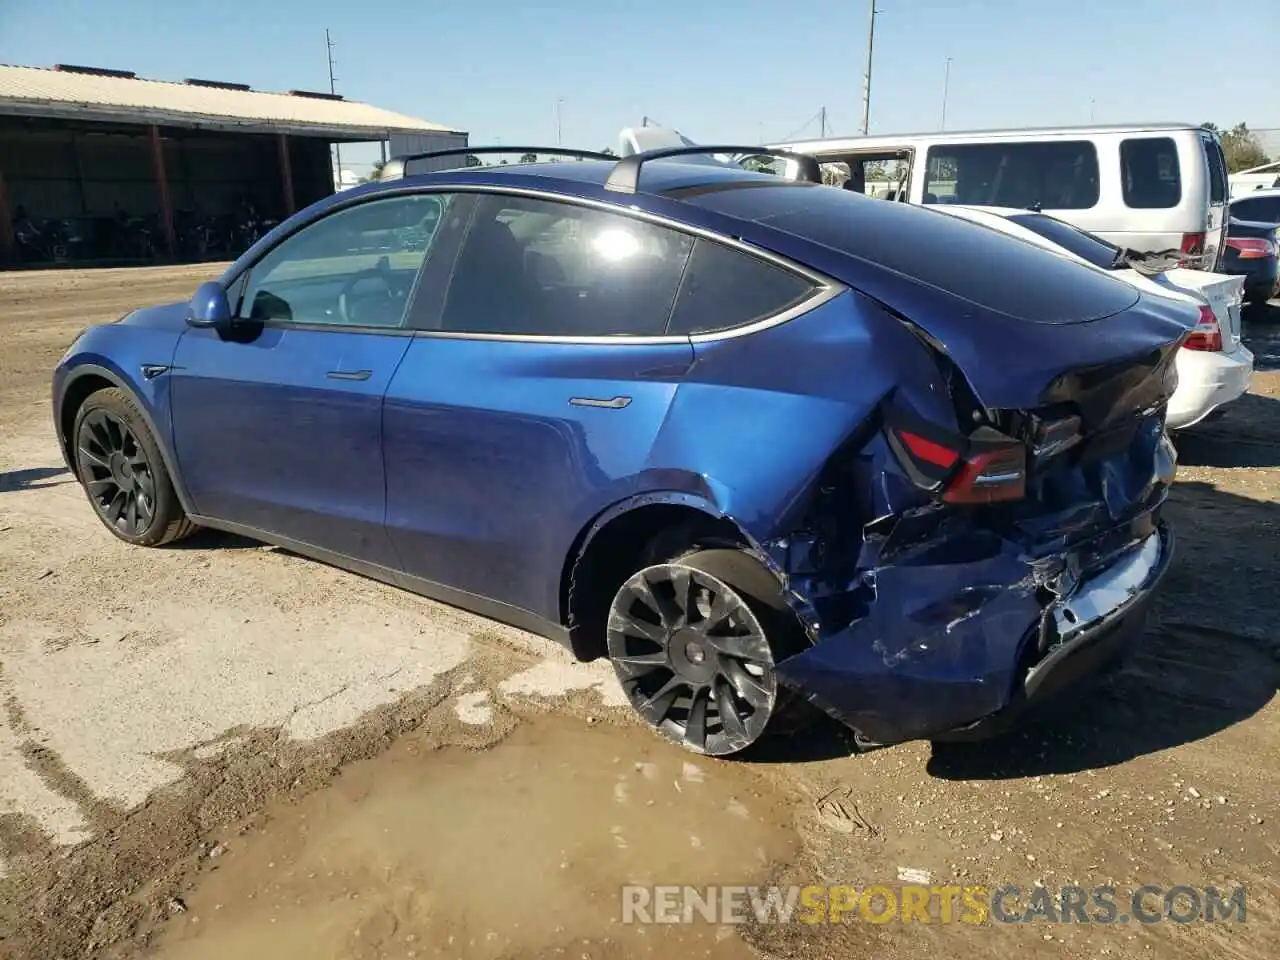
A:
54;353;194;515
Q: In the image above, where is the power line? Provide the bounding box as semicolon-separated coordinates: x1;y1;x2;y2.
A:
775;109;826;143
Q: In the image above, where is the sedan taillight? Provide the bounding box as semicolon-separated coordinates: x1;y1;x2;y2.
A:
1182;304;1223;352
1225;236;1277;259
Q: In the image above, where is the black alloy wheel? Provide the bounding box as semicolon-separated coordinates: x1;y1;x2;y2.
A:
607;561;779;756
76;407;157;538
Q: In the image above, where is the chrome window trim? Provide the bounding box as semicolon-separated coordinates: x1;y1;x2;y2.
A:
400;184;846;345
224;180;847;346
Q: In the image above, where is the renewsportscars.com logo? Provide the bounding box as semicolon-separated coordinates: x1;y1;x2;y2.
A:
620;883;1248;926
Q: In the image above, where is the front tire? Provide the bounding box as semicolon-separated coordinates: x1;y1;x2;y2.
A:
72;387;196;546
606;547;801;757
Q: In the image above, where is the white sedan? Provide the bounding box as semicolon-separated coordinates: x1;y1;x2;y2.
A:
933;205;1254;430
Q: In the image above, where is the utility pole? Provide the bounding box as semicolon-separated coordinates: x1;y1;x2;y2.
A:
941;57;952;130
861;1;878;135
1089;98;1096;122
555;98;564;146
326;29;342;188
820;105;827;138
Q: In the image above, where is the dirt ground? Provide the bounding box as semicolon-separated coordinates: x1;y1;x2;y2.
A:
0;265;1276;960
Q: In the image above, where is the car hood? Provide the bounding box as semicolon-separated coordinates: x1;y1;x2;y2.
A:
118;300;191;332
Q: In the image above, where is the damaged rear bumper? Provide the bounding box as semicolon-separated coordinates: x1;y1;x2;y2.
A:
775;521;1173;745
935;522;1172;741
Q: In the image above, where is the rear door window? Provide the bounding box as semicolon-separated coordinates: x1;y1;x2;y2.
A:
667;239;816;335
1120;137;1182;209
1203;136;1228;205
924;141;1100;210
434;194;693;337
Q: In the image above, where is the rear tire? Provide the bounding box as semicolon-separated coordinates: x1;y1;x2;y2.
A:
72;387;196;547
606;545;808;757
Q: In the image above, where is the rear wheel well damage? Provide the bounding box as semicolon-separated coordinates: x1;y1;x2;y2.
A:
562;503;757;661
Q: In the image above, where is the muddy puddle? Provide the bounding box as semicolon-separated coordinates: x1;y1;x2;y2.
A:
155;713;800;960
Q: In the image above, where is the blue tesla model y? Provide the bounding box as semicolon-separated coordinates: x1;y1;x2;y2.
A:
53;145;1191;757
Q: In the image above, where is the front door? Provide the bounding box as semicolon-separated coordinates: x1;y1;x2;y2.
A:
169;192;451;567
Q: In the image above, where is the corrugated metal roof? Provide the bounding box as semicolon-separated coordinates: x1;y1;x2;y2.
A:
0;64;464;140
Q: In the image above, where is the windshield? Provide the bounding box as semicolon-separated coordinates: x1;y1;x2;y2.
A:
1006;212;1122;270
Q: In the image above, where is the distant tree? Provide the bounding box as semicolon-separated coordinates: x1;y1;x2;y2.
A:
520;152;539;164
820;164;846;186
600;147;617;157
1203;122;1271;173
464;154;482;167
741;155;781;175
499;159;509;165
358;160;386;184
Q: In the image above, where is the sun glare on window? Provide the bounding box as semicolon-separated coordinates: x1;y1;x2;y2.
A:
592;227;641;262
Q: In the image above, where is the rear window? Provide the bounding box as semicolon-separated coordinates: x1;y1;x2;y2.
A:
923;141;1100;210
1007;213;1122;270
1230;195;1280;224
1120;137;1182;209
683;185;1140;325
668;239;816;335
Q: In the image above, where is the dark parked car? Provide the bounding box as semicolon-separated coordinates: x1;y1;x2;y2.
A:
53;145;1193;757
1223;210;1279;306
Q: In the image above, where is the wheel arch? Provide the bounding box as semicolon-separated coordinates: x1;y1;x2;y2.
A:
559;491;772;662
57;363;195;515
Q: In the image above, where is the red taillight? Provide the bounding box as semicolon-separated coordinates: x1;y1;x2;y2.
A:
1182;304;1223;352
891;424;1027;504
1225;236;1276;260
897;430;960;470
1176;232;1208;268
942;441;1027;504
1180;232;1206;255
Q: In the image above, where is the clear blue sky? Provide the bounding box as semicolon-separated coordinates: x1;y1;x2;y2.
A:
3;0;1277;175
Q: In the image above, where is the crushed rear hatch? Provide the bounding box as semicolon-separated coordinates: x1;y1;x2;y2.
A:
683;185;1197;741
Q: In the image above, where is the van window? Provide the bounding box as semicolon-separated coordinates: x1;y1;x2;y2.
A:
1203;136;1228;204
924;141;1100;210
1120;138;1182;209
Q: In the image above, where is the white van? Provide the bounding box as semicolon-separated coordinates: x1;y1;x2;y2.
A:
771;124;1231;270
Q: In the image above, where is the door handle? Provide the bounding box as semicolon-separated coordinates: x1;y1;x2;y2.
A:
569;395;632;409
326;369;373;381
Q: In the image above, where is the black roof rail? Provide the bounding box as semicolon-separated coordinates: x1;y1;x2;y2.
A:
382;146;616;180
604;146;822;194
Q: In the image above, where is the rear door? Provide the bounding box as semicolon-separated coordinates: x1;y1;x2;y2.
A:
383;192;698;621
1201;130;1230;269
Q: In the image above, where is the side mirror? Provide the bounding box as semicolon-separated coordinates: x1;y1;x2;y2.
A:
186;281;233;333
